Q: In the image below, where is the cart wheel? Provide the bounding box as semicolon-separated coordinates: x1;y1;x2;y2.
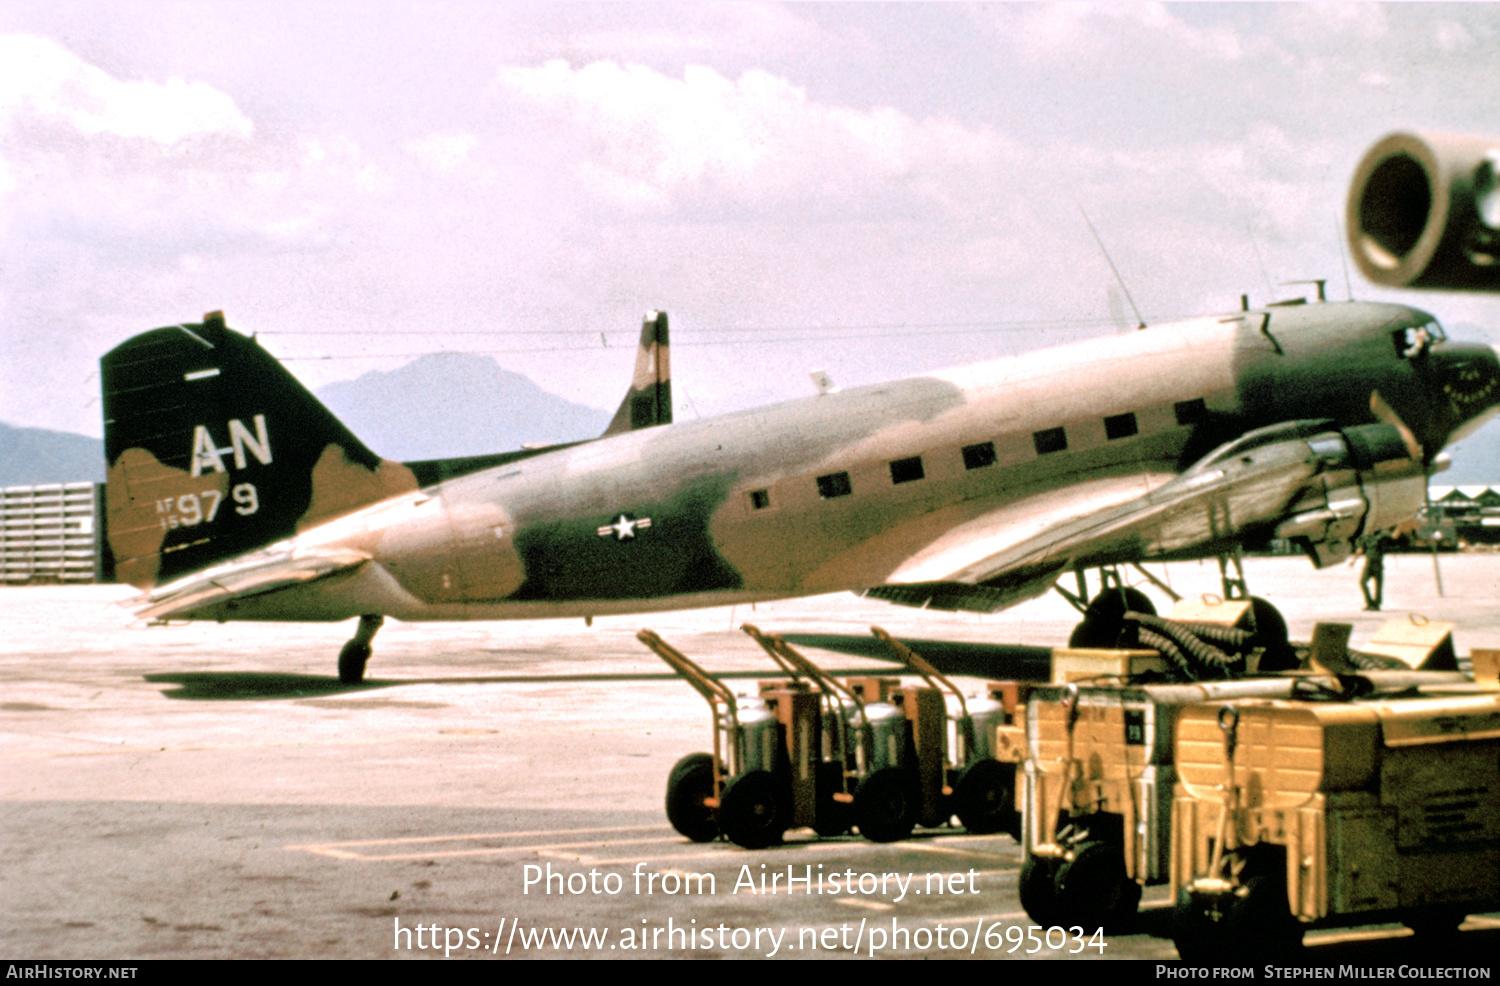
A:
1171;889;1224;962
337;641;371;685
1053;840;1141;931
719;770;786;849
1019;855;1062;928
1068;587;1155;648
664;752;719;843
952;759;1016;835
853;767;917;843
1173;876;1300;961
813;761;852;837
1222;875;1302;956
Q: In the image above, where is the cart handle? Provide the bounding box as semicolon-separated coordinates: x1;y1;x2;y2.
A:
869;626;969;720
636;629;739;719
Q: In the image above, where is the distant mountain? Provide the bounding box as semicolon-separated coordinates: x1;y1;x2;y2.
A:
315;352;610;460
0;422;104;486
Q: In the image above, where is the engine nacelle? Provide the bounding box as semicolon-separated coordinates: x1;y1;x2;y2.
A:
1347;131;1500;291
1273;423;1427;567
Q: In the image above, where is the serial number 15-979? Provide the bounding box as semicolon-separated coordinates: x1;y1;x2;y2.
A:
155;484;259;529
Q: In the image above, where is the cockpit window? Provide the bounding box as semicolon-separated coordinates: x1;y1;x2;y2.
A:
1393;319;1445;358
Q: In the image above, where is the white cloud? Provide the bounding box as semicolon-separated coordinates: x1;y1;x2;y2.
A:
1434;20;1476;54
996;3;1248;65
406;132;478;175
494;59;1013;215
0;34;252;144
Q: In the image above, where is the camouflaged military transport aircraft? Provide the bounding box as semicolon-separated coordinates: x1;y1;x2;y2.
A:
101;302;1500;683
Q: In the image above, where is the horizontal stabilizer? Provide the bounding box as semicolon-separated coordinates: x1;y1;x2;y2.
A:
136;547;370;621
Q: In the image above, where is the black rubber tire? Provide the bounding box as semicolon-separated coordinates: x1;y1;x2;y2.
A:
719;770;786;850
1019;855;1062;928
665;753;720;843
1222;874;1302;957
813;760;853;838
1248;596;1299;671
1171;889;1225;962
1174;876;1301;961
1248;596;1288;646
337;641;370;684
952;759;1017;835
853;767;917;843
1053;840;1142;932
1069;587;1156;648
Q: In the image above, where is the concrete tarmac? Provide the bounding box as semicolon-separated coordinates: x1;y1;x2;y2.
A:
3;554;1500;961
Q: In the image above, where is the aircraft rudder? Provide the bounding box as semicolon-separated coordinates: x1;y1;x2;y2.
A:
602;310;672;436
101;311;414;589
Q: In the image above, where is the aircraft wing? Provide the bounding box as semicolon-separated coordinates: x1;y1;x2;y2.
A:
868;419;1423;613
135;547;371;622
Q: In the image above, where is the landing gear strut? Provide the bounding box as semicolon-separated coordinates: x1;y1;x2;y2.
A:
1058;567;1159;648
338;614;384;684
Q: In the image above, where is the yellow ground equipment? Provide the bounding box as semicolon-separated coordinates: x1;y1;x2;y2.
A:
639;629;823;849
1171;689;1500;959
1021;675;1321;930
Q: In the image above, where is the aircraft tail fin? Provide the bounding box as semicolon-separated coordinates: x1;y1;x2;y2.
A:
601;310;671;436
101;311;417;590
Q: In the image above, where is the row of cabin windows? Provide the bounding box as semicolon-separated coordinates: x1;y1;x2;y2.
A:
748;397;1211;508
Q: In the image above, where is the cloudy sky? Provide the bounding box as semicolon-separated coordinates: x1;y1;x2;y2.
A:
3;2;1500;444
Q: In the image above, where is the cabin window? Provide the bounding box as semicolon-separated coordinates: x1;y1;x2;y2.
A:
1174;399;1207;426
749;489;771;510
816;472;852;499
1033;427;1067;455
1104;412;1138;440
889;456;924;484
962;442;997;470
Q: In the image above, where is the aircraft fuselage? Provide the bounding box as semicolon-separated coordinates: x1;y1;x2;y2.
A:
173;300;1498;623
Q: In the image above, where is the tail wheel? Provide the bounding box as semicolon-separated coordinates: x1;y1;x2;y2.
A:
1069;587;1156;648
1052;840;1141;932
952;759;1017;836
664;753;720;843
1019;856;1062;928
719;770;786;850
337;642;371;685
813;761;853;838
853;767;917;843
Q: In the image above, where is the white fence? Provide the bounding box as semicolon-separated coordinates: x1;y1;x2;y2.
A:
0;483;102;584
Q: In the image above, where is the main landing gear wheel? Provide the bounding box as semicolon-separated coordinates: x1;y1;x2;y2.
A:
1068;587;1156;649
337;614;385;684
665;752;720;843
719;769;786;849
1248;596;1296;670
952;758;1018;836
853;767;917;843
1052;840;1142;932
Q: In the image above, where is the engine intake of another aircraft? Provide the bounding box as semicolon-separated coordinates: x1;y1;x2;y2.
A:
1347;131;1500;291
